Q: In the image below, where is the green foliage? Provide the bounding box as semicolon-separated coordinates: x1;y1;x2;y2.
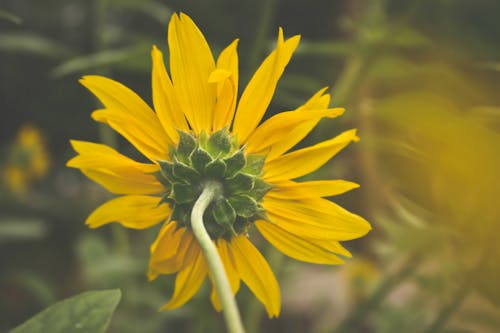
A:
10;290;121;333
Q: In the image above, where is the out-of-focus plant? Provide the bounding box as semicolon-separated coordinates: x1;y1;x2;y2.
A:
1;124;50;195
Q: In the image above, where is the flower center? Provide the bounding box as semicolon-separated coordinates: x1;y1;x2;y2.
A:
156;128;271;240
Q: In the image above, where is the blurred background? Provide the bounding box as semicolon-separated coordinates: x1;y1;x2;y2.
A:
1;0;499;332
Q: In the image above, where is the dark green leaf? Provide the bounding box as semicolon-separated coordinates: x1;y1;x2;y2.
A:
225;173;254;194
205;159;226;178
229;195;258;218
224;149;246;177
242;154;266;175
212;199;236;227
10;289;121;333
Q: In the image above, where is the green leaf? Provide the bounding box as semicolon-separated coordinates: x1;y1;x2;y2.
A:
176;131;197;163
170;183;195;204
0;218;47;242
51;46;145;78
10;289;121;333
212;198;236;227
0;33;71;58
0;10;22;24
205;159;226;178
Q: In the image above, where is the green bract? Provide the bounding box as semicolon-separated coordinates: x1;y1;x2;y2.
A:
156;128;271;240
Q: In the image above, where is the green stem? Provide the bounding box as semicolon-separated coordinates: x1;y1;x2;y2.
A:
191;181;245;333
332;255;420;333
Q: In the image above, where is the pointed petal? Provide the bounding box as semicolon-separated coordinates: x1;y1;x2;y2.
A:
148;222;185;280
264;129;359;181
255;220;345;265
210;39;239;131
80;76;171;161
151;45;189;142
67;140;163;195
229;235;280;317
233;28;300;143
160;242;208;311
168;13;216;133
269;180;359;199
245;107;344;154
91;109;168;163
86;195;169;229
210;239;240;311
263;195;371;241
266;88;332;159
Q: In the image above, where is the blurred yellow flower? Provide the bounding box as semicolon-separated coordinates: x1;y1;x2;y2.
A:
2;124;50;194
67;12;371;316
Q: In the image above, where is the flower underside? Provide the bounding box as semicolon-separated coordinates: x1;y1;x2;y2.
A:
157;128;271;240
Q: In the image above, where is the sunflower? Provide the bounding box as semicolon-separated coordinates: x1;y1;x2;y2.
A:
67;12;371;317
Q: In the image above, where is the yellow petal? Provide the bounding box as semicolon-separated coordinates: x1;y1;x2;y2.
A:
211;39;239;131
264;129;359;181
91;109;168;163
255;220;345;265
151;45;189;142
67;140;163;195
210;239;240;311
233;28;300;143
86;195;169;229
160;242;208;311
263;195;371;241
228;235;280;317
80;76;171;161
269;180;359;199
168;13;216;133
245;107;344;154
266;88;331;159
148;222;184;280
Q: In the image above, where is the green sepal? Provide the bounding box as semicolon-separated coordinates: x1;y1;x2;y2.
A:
212;198;236;227
159;160;174;182
233;217;249;235
176;131;197;163
173;161;200;183
170;183;195;203
205;159;227;178
191;147;212;173
204;214;226;239
154;170;171;188
224;149;246;177
242;154;266;175
250;178;273;201
229;194;258;218
170;204;190;225
225;173;255;194
207;128;231;157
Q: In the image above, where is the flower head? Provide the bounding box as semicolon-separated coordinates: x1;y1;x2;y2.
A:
67;12;371;317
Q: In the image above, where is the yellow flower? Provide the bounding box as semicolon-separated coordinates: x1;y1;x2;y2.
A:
67;13;371;317
2;124;50;194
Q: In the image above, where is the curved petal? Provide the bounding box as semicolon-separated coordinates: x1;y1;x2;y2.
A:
168;13;216;133
245;107;344;154
86;195;170;229
269;180;359;199
264;129;359;182
148;222;185;280
151;45;189;143
91;109;168;163
160;241;208;311
228;235;280;318
266;88;332;159
80;76;171;161
233;28;300;144
263;195;371;241
210;39;239;131
210;238;240;311
67;140;163;195
255;220;345;265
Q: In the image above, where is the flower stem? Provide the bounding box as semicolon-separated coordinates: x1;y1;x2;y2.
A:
191;181;246;333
